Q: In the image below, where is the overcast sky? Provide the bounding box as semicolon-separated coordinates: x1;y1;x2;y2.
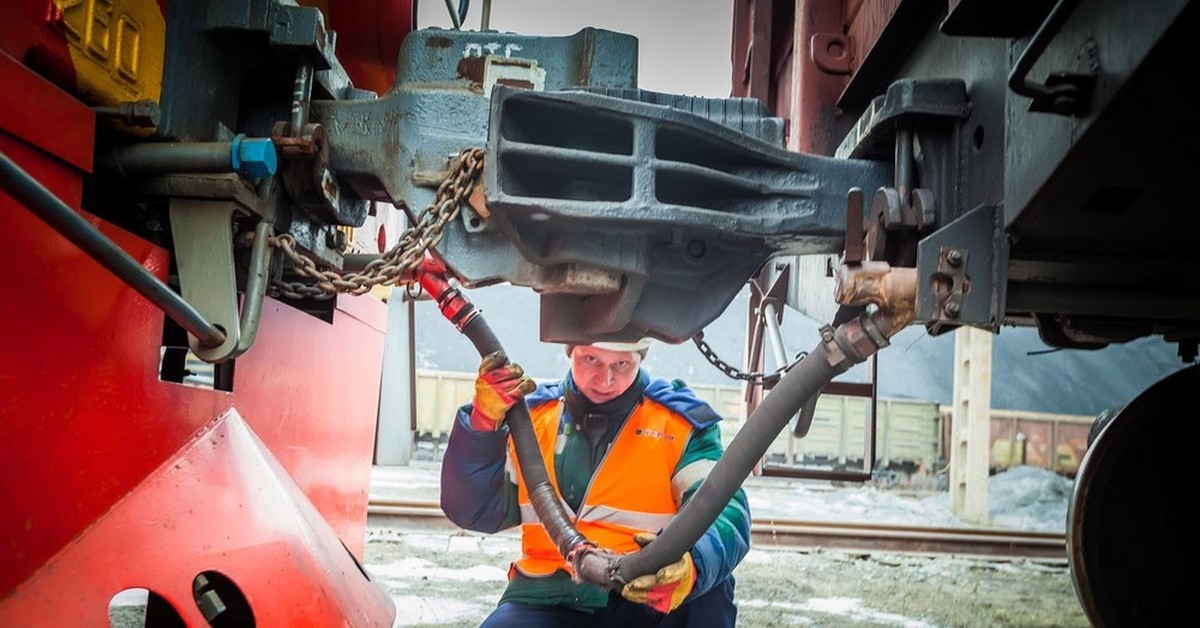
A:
415;0;734;98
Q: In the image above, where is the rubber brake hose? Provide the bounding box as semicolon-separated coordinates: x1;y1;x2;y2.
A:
418;261;895;590
417;267;591;561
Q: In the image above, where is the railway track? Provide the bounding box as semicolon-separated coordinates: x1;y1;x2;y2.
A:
366;498;1066;561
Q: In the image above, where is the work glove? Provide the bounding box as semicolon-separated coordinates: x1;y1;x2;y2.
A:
469;351;536;432
620;532;697;614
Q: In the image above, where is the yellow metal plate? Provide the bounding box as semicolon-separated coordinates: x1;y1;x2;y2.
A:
53;0;164;109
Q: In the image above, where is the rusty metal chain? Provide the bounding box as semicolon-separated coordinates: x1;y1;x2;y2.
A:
267;147;485;300
692;331;807;385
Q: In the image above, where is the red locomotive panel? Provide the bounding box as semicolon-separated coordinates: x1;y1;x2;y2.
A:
1;41;393;624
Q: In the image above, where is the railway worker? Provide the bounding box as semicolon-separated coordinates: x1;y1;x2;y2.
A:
440;338;750;627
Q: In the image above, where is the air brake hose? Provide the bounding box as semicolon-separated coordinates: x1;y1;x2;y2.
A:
586;311;905;587
601;339;849;584
416;264;591;561
419;257;900;590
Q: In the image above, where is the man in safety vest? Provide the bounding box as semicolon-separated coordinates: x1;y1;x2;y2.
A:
441;338;750;627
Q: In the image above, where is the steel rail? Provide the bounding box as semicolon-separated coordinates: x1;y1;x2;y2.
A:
365;498;1066;560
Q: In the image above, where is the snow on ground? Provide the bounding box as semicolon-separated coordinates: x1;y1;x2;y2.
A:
743;465;1072;532
374;461;1074;533
366;463;1080;626
738;597;940;628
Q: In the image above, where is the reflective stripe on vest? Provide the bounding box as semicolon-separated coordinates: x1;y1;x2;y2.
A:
508;397;693;578
671;458;717;504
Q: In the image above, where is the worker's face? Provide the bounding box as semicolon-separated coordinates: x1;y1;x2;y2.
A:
570;346;642;404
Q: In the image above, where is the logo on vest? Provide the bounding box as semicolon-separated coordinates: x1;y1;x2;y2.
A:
634;428;675;441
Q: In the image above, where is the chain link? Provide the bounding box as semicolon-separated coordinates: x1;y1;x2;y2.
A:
267;148;804;384
267;147;485;300
692;331;807;385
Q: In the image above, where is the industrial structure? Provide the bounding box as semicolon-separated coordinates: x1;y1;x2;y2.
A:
2;1;1193;626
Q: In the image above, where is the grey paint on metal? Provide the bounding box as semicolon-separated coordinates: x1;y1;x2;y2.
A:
312;27;638;211
168;199;242;362
835;77;975;235
376;287;417;465
155;0;374;286
857;25;1010;228
835;79;970;161
577;87;786;146
766;254;842;325
159;0;344;142
434;87;891;345
915;203;1007;329
885;0;1198;341
283;212;348;271
1003;0;1191;227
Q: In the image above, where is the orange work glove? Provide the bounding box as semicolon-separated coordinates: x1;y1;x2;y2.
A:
620;532;696;614
469;351;536;431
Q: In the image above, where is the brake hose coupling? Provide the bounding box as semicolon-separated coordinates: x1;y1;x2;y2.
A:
822;313;892;370
415;261;479;331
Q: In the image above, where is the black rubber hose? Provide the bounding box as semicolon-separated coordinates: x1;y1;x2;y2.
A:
606;310;907;584
606;340;850;584
457;313;591;558
428;265;888;588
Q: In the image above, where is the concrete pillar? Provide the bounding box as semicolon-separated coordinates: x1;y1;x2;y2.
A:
949;325;992;524
374;287;416;466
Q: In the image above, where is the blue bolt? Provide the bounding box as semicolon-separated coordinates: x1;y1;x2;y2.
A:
230;134;278;179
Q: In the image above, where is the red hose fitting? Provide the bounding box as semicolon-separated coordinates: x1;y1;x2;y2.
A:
414;254;479;331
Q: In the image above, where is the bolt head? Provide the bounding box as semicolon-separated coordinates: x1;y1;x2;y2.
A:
237;139;278;178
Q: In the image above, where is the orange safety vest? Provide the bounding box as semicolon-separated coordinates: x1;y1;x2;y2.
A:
507;396;694;579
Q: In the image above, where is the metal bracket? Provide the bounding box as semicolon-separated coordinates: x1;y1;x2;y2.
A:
836;78;971;161
1007;0;1096;116
169;200;243;362
915;203;1007;332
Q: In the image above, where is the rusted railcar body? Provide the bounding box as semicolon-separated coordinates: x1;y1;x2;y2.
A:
730;2;1195;625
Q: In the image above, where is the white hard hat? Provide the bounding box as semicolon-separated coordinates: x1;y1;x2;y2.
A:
588;338;652;352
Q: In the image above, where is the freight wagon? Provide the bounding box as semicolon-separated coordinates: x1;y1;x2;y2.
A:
410;369;1092;483
6;1;1194;625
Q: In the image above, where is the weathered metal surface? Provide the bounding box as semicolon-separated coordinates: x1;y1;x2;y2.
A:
732;0;1198;619
435;87;891;344
304;0;415;96
34;0;167;112
1;53;389;609
0;410;395;626
1;182;389;600
1070;365;1195;627
312;27;638;210
915;203;1006;330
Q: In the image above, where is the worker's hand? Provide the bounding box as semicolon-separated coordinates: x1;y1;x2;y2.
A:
470;351;536;431
620;532;696;614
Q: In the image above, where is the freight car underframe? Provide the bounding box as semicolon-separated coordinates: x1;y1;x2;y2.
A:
3;0;1194;625
426;4;1198;626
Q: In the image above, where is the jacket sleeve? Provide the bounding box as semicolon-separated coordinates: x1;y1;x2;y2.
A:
674;423;752;599
439;402;522;533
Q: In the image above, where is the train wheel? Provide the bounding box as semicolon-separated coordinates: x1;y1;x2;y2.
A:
1086;404;1124;448
1068;365;1195;627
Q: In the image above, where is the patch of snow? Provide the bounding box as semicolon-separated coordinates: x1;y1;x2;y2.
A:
369;559;508;583
389;595;495;626
739;597;939;628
